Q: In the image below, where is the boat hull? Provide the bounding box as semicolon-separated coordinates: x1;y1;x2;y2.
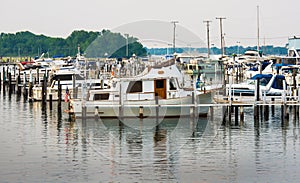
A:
71;92;212;119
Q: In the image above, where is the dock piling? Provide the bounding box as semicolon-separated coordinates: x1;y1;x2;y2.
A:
49;94;53;110
139;106;144;118
234;106;239;126
240;106;244;125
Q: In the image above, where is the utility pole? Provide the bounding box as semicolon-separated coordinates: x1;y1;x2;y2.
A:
171;21;179;54
216;17;226;56
203;20;212;59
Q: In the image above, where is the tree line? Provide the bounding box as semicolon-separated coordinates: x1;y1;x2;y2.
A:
0;29;287;59
0;30;147;58
147;45;288;56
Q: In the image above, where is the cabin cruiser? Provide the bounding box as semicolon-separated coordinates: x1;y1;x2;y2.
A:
70;60;213;118
226;74;286;96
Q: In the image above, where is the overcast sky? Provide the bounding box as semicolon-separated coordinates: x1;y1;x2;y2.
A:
0;0;299;48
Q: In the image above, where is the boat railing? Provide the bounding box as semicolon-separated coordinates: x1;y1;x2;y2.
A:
151;59;175;68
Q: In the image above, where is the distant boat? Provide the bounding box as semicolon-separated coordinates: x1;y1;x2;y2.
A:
70;60;213;118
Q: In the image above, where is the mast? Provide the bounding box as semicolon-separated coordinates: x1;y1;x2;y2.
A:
171;21;179;54
203;20;212;59
216;17;226;56
257;5;260;54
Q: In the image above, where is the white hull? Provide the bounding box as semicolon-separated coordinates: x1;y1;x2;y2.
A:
71;92;212;118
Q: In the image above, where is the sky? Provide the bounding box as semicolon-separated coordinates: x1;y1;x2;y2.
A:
0;0;299;48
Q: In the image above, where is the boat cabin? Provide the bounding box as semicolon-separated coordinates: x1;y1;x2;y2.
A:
87;63;195;102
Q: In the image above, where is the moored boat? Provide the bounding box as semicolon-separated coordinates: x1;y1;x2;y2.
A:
70;60;213;119
226;73;286;96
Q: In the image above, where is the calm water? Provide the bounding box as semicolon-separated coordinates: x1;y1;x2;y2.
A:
1;86;300;182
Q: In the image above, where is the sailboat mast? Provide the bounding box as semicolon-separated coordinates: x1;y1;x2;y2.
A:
257;5;260;53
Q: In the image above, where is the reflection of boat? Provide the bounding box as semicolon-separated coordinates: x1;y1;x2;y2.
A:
226;74;286;96
71;60;212;118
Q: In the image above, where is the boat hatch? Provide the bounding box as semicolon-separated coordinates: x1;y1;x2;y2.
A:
155;79;166;99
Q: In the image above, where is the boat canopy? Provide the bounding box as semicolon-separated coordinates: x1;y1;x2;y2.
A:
250;74;273;80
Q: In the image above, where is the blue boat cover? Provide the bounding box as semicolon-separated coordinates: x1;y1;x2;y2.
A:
250;74;273;80
250;74;285;89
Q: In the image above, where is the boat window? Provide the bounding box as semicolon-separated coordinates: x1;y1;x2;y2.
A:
260;78;269;86
273;78;284;90
289;50;296;57
52;74;72;81
155;80;165;89
169;78;177;90
94;93;109;100
127;81;142;93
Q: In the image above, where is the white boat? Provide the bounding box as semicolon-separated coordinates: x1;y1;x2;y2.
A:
226;74;286;96
70;60;213;118
31;67;104;101
244;60;274;79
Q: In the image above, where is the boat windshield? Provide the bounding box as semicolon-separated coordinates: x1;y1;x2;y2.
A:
247;77;271;86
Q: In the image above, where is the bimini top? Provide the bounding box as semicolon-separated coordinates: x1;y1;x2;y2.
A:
250;74;285;90
250;74;273;80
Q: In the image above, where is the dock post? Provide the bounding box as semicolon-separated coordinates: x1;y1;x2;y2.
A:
222;106;227;126
264;105;269;121
8;72;12;95
228;106;232;125
210;106;214;121
155;93;159;121
94;106;99;120
49;93;53;110
17;74;21;96
28;70;33;102
42;74;47;104
28;81;33;102
281;104;285;123
13;65;16;79
255;78;260;102
240;106;244;125
298;87;300;103
23;82;27;100
72;74;76;99
254;104;259;127
58;79;61;109
119;82;123;119
191;91;195;118
82;105;87;120
3;66;6;84
139;106;144;118
271;98;275;116
234;106;239;126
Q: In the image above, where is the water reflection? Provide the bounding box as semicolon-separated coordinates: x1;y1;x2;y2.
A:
2;83;300;182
